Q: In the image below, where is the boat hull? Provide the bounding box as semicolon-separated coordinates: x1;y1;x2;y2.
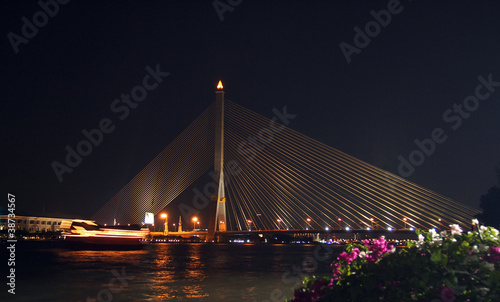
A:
64;235;148;250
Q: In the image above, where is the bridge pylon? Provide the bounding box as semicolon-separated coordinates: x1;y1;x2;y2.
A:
207;81;227;242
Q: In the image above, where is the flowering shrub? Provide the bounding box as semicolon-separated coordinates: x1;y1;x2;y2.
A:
289;220;500;302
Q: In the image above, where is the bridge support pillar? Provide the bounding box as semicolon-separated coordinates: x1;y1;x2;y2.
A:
207;81;226;242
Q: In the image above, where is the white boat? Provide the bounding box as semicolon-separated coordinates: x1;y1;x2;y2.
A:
62;220;149;249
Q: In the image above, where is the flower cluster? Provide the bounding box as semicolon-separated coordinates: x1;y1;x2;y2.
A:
289;221;500;302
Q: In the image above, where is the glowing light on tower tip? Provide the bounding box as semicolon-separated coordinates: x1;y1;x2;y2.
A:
217;80;223;90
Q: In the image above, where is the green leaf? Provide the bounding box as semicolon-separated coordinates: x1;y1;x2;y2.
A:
441;254;448;266
430;250;442;263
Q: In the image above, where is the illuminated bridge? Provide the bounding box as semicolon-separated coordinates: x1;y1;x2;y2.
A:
92;81;480;242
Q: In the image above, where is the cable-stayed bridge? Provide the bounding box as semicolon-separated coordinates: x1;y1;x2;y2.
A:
92;82;479;241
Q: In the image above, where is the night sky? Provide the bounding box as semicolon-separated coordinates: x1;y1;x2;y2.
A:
2;0;500;220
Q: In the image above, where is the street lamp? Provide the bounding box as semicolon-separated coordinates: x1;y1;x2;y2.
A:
192;217;198;231
277;218;282;230
370;218;374;229
306;218;312;230
403;217;407;229
247;219;252;231
160;213;168;235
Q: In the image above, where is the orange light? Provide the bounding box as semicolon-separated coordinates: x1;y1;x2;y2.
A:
307;218;311;222
160;213;167;219
217;80;223;90
192;217;198;222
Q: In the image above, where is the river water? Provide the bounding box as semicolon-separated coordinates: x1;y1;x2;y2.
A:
3;241;342;302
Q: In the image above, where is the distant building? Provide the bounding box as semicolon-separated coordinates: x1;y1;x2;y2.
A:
0;215;80;233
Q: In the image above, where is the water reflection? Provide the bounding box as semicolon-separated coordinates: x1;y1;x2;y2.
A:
15;242;340;301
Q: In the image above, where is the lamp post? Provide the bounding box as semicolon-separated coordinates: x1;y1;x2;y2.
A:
306;218;312;230
160;213;168;235
403;217;407;229
370;218;374;229
277;218;282;230
192;217;198;231
337;217;342;229
247;219;252;231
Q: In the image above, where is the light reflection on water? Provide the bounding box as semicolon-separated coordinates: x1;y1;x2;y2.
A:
12;242;340;302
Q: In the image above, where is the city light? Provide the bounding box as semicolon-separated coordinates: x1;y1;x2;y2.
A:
192;217;198;230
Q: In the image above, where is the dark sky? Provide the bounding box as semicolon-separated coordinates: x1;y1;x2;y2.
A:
2;0;500;220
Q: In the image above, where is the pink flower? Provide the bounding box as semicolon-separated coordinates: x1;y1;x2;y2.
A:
337;248;361;265
439;286;455;302
364;237;393;263
333;263;342;277
489;246;500;264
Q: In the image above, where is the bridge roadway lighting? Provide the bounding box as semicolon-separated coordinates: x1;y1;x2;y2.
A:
247;220;252;231
370;218;374;228
277;219;282;230
403;217;407;229
306;218;311;229
192;217;198;231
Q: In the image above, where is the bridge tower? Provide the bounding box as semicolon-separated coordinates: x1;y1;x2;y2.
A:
207;80;227;242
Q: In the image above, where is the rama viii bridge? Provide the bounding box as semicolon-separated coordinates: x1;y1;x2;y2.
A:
92;81;480;241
